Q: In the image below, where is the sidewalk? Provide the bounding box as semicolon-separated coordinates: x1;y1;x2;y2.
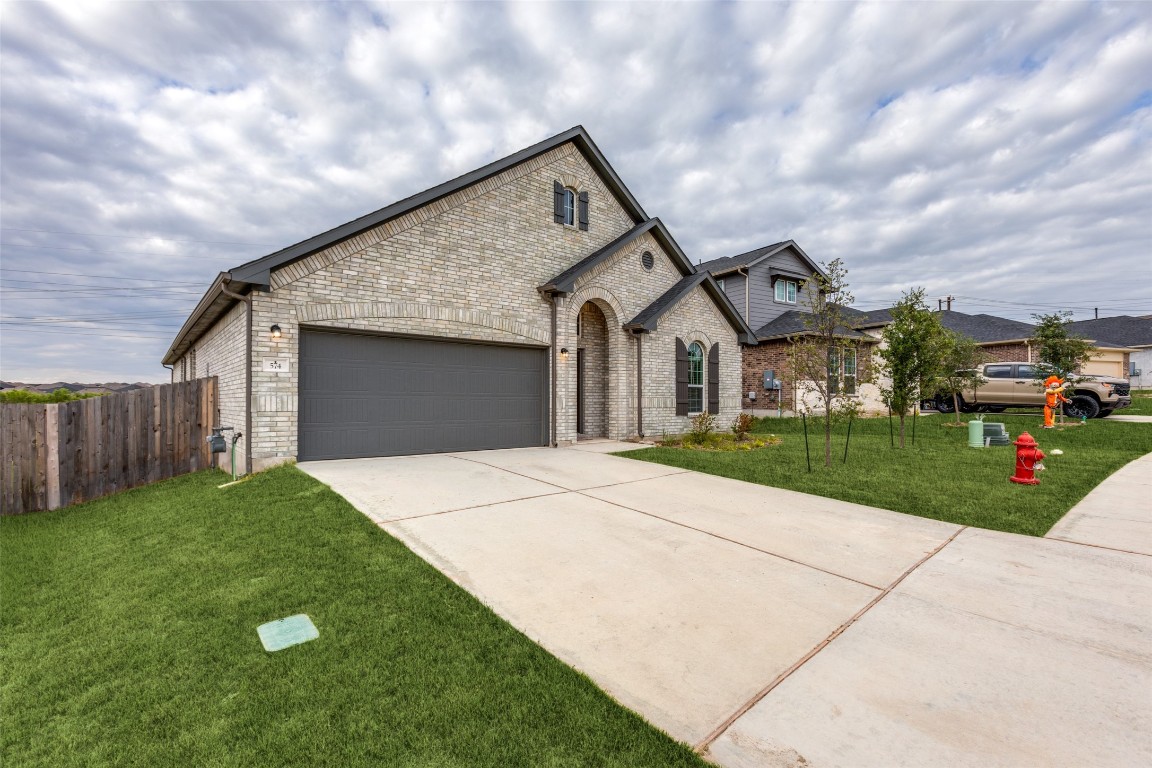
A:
1046;453;1152;556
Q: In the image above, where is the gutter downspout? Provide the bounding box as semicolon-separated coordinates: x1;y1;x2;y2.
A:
221;279;253;475
739;267;750;321
635;331;644;437
550;293;559;447
162;364;174;384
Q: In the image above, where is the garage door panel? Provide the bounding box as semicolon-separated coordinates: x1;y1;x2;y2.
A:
299;331;548;460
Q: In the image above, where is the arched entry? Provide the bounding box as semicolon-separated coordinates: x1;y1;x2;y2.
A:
576;301;609;438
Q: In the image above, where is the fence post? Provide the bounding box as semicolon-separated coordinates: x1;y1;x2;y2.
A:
46;403;61;510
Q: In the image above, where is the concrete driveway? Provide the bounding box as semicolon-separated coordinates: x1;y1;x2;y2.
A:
300;443;1152;767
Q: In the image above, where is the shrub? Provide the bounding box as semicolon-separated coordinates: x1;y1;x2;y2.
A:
689;412;716;444
731;413;755;441
0;388;102;404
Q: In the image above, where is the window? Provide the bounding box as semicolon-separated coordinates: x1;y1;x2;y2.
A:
562;188;575;226
688;342;704;414
775;279;797;303
1017;364;1039;379
985;364;1014;379
828;347;857;395
717;278;725;291
553;182;588;230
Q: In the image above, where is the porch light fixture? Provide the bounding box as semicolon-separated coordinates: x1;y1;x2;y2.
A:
270;324;282;339
560;347;569;360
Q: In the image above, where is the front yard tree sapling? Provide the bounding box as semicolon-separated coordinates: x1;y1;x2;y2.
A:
878;288;946;447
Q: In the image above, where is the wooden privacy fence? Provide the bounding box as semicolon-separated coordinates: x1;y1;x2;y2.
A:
1;378;218;515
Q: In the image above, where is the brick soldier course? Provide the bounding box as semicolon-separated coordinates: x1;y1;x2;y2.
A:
164;127;753;472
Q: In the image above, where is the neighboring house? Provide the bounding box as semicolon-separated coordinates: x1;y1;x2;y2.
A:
163;126;753;473
699;242;881;413
1067;316;1152;386
850;309;1135;392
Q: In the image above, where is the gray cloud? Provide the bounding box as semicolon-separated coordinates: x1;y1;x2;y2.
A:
2;0;1149;382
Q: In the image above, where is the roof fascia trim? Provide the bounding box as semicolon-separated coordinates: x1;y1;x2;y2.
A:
162;273;245;365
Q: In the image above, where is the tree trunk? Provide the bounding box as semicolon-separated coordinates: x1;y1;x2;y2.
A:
898;412;906;448
952;393;963;426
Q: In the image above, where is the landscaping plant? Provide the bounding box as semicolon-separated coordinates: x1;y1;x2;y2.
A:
786;258;867;466
877;288;947;447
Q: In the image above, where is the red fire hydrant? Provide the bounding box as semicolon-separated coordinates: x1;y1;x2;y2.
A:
1010;432;1045;485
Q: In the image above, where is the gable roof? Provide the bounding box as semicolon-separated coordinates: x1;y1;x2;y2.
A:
624;272;756;344
1066;316;1152;348
538;218;692;295
228;126;646;287
697;240;825;280
753;309;870;342
164;126;647;365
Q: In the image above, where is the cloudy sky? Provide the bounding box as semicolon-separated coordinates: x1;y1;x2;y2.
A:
2;0;1149;383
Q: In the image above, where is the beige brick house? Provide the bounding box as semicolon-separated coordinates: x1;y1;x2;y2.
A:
163;127;753;472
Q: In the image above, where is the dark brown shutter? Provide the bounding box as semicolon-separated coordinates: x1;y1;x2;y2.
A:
553;181;564;223
675;337;689;416
578;191;589;231
708;343;720;414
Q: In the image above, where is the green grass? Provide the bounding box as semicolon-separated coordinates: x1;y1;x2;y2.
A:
1;467;706;768
622;413;1152;537
1125;389;1152;416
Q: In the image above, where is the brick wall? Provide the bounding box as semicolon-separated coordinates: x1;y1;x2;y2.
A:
186;139;744;467
178;301;247;470
576;301;609;437
981;343;1031;362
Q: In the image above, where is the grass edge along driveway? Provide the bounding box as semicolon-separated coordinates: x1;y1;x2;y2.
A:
621;414;1152;537
1;466;707;768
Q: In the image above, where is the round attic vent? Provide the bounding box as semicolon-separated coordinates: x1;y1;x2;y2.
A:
641;251;654;271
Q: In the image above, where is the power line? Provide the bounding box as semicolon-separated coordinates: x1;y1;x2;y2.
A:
0;242;240;259
0;268;206;284
0;328;173;340
0;227;276;247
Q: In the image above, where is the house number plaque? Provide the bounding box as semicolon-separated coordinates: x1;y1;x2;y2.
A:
263;359;291;373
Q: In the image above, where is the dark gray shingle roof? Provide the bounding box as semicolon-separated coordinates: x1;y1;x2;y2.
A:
697;242;788;275
1066;316;1152;348
753;310;869;341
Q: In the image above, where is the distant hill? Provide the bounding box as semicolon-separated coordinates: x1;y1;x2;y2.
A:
0;382;155;396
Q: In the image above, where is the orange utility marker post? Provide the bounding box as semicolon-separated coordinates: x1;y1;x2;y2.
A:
1010;432;1045;485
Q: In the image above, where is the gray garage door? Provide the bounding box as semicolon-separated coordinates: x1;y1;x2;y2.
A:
298;330;549;461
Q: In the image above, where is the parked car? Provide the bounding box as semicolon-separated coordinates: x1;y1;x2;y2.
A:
928;362;1132;419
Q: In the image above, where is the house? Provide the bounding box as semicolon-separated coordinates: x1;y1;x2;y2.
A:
1067;316;1151;386
699;242;880;413
850;308;1135;389
162;127;754;473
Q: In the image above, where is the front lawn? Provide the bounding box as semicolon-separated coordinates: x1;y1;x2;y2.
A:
1;467;706;768
622;413;1152;537
1125;389;1152;415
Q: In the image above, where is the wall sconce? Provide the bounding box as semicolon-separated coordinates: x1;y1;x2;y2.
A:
270;324;282;339
559;347;569;360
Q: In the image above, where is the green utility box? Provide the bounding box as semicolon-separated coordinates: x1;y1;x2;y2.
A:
968;419;985;448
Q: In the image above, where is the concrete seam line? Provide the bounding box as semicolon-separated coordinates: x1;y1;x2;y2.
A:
1042;536;1152;558
693;525;969;753
577;492;885;591
450;454;572;492
377;490;571;523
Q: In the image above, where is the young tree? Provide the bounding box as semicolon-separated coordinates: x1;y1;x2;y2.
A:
877;288;946;447
935;331;988;426
1030;312;1093;380
787;258;865;467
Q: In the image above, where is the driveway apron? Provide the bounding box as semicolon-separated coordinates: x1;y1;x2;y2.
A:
299;444;1152;767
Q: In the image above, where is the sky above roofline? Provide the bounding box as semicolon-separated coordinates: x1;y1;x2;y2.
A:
1;1;1149;382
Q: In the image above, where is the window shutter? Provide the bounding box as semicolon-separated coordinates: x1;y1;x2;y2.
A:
708;343;720;414
553;181;564;223
578;191;589;231
675;337;689;416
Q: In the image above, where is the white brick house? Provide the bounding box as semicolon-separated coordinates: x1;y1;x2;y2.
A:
164;127;753;472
